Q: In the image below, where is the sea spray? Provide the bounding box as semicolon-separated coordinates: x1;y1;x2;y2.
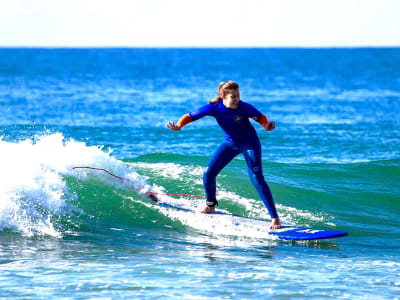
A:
0;133;153;236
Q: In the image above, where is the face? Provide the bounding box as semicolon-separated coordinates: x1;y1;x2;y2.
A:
222;89;240;109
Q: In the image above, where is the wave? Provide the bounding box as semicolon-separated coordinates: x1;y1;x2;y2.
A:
0;133;153;237
1;133;398;239
127;153;400;236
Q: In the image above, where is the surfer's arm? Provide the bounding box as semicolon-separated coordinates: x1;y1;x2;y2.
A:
167;103;214;131
254;114;275;131
243;102;275;131
167;114;193;131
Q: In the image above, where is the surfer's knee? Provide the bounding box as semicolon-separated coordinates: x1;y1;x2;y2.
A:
203;166;215;183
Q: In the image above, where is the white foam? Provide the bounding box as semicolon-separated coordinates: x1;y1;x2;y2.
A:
0;133;152;237
128;161;204;180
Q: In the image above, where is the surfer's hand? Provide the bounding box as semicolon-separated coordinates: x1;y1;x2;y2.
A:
265;121;275;131
167;121;181;131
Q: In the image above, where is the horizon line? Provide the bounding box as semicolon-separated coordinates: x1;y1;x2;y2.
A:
1;45;399;49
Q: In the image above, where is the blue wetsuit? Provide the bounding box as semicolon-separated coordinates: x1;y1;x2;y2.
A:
189;99;278;219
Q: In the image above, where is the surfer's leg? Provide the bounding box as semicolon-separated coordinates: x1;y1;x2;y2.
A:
203;142;239;210
242;142;280;228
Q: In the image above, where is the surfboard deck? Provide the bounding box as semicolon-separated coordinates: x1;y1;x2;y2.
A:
156;201;348;241
268;227;348;240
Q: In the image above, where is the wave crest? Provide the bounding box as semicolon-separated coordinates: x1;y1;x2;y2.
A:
0;133;152;237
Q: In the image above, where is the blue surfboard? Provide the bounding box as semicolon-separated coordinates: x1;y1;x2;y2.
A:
268;226;348;241
155;201;347;241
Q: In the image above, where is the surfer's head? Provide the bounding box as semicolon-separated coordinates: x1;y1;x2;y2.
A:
209;80;240;108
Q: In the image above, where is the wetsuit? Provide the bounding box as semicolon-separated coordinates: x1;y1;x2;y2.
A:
188;99;279;219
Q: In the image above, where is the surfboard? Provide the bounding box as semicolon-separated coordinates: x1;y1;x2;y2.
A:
72;167;344;240
155;201;348;241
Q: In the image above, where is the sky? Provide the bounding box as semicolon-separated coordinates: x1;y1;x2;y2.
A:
0;0;399;47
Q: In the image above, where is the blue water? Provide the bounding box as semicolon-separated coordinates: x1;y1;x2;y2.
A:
0;48;399;299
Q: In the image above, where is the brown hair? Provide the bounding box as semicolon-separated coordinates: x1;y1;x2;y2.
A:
208;80;239;104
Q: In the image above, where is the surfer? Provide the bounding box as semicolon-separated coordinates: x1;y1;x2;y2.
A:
167;80;280;229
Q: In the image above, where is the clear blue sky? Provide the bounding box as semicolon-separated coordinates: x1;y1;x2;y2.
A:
1;0;399;47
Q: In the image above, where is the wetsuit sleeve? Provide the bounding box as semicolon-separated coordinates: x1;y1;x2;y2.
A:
256;114;269;128
242;102;262;119
242;102;269;128
188;104;215;121
176;114;193;128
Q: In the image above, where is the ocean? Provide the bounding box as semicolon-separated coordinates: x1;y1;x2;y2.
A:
0;48;399;299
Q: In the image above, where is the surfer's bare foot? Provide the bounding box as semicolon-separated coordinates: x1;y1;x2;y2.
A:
201;206;215;213
270;217;281;230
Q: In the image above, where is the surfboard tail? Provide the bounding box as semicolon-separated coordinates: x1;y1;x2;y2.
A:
270;228;348;241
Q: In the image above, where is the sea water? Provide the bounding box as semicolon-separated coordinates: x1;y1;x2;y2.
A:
0;48;399;299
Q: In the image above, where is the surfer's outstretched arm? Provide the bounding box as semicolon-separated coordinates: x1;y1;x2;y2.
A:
167;114;193;131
